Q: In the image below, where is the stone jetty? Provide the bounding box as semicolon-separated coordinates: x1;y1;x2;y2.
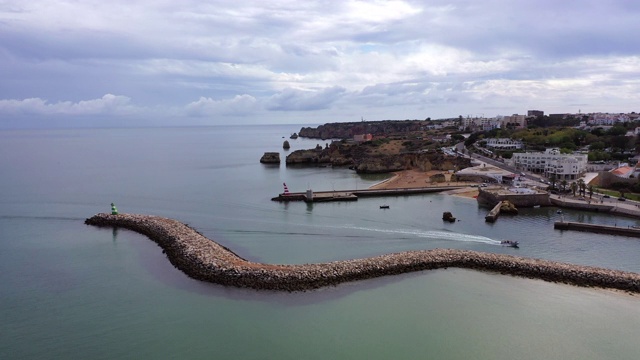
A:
85;213;640;293
485;200;518;222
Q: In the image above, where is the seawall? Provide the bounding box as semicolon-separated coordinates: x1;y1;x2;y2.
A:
550;197;614;213
477;188;551;207
555;221;640;238
85;213;640;293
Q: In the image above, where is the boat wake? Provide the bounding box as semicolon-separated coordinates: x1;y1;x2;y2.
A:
207;219;503;246
339;225;501;245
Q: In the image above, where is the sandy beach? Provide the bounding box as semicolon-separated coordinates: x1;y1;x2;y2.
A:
369;169;479;198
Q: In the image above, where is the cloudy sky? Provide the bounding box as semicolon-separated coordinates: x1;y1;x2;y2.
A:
1;0;639;128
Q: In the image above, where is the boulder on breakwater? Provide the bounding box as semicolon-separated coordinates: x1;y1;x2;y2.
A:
85;213;640;293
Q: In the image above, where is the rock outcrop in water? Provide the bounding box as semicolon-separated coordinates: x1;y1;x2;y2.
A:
85;213;640;293
442;212;456;223
260;152;280;164
500;200;519;214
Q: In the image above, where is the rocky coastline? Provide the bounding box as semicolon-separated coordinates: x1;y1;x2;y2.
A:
298;120;426;140
85;213;640;293
284;146;470;173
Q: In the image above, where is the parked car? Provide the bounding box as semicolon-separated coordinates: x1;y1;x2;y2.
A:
603;195;610;198
618;197;626;201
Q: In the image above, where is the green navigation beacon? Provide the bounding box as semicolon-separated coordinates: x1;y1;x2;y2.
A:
110;203;118;215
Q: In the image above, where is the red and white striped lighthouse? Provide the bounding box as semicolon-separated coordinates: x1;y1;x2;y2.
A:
282;182;290;195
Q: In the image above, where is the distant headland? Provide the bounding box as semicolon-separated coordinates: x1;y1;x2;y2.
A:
268;120;471;173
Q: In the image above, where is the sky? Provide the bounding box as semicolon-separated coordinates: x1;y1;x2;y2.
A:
1;0;639;128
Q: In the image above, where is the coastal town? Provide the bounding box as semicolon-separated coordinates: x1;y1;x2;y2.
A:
262;110;640;227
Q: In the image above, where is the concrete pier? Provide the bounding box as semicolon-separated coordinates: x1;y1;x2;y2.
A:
555;221;640;238
272;186;466;202
485;202;502;222
85;213;640;293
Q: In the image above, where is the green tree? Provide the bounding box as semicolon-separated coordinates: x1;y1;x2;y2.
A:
577;179;586;197
589;141;605;151
560;180;568;192
588;150;612;162
570;182;578;197
607;125;627;136
611;135;632;153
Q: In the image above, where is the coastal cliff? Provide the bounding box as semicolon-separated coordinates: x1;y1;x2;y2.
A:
285;141;471;173
85;213;640;293
299;120;426;140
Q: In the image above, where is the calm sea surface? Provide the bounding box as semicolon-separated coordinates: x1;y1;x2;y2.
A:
1;125;639;359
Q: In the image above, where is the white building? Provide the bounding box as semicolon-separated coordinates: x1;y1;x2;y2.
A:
588;113;631;126
460;116;501;131
510;148;587;180
484;138;523;150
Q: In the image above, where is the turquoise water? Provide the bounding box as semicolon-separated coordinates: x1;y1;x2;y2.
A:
1;126;639;359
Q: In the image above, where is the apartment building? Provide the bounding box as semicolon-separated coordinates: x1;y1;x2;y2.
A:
510;148;587;180
484;138;523;150
501;114;527;129
461;116;501;131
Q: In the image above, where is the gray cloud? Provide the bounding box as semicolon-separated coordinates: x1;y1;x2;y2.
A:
0;94;135;115
1;0;639;127
266;86;347;111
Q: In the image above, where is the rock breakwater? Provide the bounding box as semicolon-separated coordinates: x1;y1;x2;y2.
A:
85;213;640;293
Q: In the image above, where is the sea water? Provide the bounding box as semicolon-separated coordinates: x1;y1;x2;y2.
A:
1;125;639;359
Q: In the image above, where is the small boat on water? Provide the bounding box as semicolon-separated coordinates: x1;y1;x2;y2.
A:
500;240;519;248
557;210;563;214
380;205;390;209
